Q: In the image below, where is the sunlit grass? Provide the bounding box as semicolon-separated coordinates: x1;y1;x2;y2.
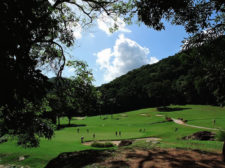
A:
0;105;224;167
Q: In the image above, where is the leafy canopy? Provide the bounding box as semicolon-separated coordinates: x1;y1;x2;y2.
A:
0;0;132;147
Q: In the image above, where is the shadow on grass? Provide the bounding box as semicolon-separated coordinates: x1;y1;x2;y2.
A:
57;124;86;130
157;106;191;112
125;149;225;168
45;148;225;168
110;160;130;168
45;150;113;168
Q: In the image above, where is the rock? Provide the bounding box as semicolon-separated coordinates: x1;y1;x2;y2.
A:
118;140;133;147
182;131;215;141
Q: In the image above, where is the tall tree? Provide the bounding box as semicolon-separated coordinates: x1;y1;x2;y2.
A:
135;0;225;47
0;0;133;147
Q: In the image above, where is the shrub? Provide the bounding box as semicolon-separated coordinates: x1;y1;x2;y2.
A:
216;130;225;141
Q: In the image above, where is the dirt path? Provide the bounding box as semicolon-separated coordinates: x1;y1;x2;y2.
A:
156;114;220;130
171;118;220;131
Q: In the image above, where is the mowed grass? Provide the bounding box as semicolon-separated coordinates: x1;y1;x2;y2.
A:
0;105;225;168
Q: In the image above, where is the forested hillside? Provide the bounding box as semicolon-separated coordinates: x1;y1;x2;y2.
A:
98;36;225;114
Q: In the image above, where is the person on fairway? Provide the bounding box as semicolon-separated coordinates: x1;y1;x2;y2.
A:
81;136;84;143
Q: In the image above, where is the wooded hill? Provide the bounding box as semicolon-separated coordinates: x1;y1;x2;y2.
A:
98;36;225;114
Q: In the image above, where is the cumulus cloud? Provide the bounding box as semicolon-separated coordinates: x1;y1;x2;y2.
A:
48;0;54;5
96;34;158;82
68;22;82;39
149;57;159;64
89;33;95;38
97;12;131;35
68;67;75;72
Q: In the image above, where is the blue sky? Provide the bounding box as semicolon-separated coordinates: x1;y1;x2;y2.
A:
45;13;188;86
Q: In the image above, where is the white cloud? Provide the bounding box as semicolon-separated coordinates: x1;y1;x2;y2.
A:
149;57;159;64
68;67;75;72
96;34;158;82
96;48;112;70
68;23;82;39
90;33;95;38
48;0;54;5
97;12;131;35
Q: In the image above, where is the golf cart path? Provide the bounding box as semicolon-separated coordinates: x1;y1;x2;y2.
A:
172;118;220;131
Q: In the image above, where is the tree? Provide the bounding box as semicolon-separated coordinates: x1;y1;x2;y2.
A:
134;0;225;106
135;0;225;47
0;0;133;147
47;77;72;128
66;60;98;117
135;0;225;33
47;60;98;127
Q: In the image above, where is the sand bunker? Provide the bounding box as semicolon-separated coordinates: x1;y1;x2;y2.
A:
83;137;161;146
120;114;128;117
155;114;164;117
140;113;150;117
74;117;85;120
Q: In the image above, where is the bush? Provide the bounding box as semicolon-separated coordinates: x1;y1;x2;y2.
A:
91;142;114;148
216;130;225;141
0;136;8;144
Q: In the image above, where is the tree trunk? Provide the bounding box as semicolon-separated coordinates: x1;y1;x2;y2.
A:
223;141;225;162
68;118;71;126
57;116;60;129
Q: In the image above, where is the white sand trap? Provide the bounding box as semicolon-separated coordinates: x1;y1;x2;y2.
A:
140;113;150;117
135;137;161;142
83;140;121;146
83;137;161;146
120;114;128;117
155;114;164;117
74;117;86;120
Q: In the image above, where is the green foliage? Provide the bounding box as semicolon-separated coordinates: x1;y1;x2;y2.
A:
91;142;114;148
99;36;225;114
46;60;99;127
135;0;225;49
216;130;225;141
0;0;133;147
135;0;225;33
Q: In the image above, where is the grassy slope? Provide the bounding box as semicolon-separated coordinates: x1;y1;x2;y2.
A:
0;105;224;167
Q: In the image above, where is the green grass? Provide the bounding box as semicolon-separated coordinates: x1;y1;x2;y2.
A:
0;105;224;167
